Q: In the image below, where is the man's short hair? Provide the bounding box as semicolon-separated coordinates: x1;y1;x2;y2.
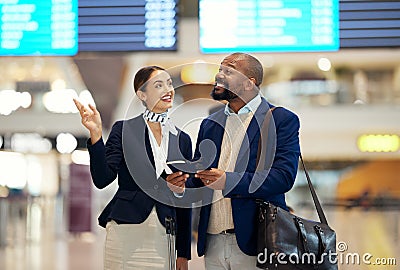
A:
229;53;264;87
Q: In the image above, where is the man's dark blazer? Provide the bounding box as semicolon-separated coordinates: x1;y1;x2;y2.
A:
192;98;300;257
87;115;193;259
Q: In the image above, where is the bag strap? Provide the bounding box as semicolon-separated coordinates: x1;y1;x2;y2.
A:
299;155;328;225
257;106;329;226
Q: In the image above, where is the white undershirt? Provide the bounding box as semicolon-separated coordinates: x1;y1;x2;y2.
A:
145;122;173;179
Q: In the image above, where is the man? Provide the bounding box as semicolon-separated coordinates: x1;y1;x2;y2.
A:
168;52;300;269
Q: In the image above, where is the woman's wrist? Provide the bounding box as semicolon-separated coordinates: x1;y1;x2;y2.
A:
90;129;102;144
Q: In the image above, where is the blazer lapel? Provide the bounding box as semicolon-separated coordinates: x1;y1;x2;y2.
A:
123;116;158;188
167;129;185;162
235;98;273;170
207;109;227;168
145;127;156;168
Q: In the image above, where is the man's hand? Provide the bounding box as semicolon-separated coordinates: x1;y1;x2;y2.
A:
165;171;189;194
176;257;188;270
195;168;226;190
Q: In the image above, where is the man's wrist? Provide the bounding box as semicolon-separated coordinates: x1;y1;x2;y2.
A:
173;188;185;198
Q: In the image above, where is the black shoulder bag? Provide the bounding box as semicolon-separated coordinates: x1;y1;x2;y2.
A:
255;108;338;270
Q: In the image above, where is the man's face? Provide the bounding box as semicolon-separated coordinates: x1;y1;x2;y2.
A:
211;55;249;102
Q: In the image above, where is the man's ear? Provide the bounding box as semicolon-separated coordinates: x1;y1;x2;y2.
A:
244;78;256;91
136;90;147;102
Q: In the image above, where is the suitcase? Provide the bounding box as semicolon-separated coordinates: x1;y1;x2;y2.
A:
165;216;177;270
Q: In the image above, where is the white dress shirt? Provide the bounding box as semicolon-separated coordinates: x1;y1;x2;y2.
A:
146;120;184;198
145;121;177;179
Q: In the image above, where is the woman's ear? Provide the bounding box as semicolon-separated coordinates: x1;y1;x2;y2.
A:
136;90;147;102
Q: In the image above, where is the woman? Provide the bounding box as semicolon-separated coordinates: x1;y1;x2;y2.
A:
73;66;192;270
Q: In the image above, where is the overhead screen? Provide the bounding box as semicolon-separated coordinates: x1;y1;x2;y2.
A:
1;0;398;55
199;0;340;53
78;0;178;52
0;0;177;55
0;0;78;56
199;0;400;53
340;0;400;48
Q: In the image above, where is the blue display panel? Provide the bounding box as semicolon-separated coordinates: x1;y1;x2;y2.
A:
0;0;78;56
199;0;339;53
78;0;178;52
340;0;400;48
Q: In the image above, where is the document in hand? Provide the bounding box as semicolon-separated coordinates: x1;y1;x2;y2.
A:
166;158;211;177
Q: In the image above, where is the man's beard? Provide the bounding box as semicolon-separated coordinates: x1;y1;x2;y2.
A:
211;86;238;101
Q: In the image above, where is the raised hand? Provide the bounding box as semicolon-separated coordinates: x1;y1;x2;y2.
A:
73;98;102;144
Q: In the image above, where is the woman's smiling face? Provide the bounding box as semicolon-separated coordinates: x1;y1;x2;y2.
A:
137;70;175;113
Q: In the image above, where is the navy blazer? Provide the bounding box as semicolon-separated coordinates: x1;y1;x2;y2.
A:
87;115;193;259
192;98;300;257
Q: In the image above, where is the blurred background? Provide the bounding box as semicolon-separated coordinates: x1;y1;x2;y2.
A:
0;0;399;269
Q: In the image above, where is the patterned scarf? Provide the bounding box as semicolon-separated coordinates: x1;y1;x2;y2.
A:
143;109;168;124
143;109;177;135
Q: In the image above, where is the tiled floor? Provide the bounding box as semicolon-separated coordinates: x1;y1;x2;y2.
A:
0;196;205;270
0;196;399;270
0;233;204;270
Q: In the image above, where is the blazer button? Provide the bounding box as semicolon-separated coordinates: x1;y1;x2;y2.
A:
154;184;158;190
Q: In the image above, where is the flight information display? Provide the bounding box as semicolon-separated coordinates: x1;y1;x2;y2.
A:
78;0;178;52
0;0;78;56
340;0;400;48
199;0;339;53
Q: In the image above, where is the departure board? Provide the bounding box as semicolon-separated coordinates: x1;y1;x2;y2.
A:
78;0;178;52
0;0;78;56
199;0;339;53
340;0;400;48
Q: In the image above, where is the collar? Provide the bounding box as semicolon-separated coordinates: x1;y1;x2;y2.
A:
143;109;178;135
224;94;262;116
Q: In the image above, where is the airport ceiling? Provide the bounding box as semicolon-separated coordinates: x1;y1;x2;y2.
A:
1;0;400;136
